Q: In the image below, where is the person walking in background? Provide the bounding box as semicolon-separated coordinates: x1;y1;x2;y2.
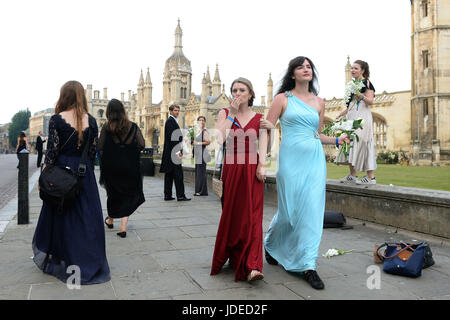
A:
193;116;210;196
99;99;146;238
160;104;190;201
261;57;349;290
210;77;268;282
36;131;46;168
32;80;110;285
336;60;377;185
15;131;30;168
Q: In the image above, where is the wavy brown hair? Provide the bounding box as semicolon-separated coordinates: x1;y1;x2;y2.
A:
354;60;370;79
106;99;130;138
54;81;88;146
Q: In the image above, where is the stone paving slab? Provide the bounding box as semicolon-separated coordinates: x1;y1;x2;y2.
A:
0;170;449;300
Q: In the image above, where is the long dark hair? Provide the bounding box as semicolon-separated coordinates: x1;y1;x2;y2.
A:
55;81;88;146
277;56;319;96
19;132;26;143
106;99;130;138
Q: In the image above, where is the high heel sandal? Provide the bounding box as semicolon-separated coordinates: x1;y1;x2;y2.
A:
104;217;113;229
117;231;127;238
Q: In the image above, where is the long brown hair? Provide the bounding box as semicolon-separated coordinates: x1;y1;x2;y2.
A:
354;60;370;79
55;81;88;146
106;99;130;138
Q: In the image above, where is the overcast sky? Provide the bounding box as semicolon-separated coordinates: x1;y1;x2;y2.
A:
0;0;411;124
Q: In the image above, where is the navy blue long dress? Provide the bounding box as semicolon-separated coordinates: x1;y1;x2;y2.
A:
32;113;111;285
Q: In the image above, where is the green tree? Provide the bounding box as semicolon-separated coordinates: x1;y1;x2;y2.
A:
8;109;31;148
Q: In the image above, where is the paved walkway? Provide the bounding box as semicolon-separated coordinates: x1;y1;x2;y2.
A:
0;170;449;300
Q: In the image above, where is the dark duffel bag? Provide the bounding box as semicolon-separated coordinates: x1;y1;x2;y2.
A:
324;210;352;229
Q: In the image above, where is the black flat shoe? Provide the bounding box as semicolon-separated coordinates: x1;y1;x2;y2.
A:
303;270;324;290
265;249;278;265
117;231;126;238
104;217;113;229
177;196;191;201
164;196;175;201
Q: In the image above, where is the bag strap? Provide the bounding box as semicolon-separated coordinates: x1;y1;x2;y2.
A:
379;242;416;260
77;117;93;177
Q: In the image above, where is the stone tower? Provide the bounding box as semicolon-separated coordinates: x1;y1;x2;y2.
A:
160;19;192;144
212;64;222;96
345;55;352;85
410;0;450;165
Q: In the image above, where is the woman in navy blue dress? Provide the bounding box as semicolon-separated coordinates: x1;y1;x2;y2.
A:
32;81;110;285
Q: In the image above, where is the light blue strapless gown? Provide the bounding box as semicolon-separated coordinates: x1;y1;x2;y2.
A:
264;91;326;272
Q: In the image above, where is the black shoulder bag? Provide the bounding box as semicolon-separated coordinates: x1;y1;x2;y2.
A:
39;123;92;213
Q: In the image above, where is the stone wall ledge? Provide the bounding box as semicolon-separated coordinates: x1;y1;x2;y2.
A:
152;161;450;238
325;179;450;209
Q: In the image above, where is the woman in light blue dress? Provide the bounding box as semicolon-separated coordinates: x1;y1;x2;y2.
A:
260;57;348;289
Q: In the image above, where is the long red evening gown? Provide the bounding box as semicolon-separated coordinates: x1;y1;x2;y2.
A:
210;109;264;281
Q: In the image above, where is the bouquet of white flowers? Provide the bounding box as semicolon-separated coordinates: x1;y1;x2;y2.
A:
322;117;364;159
344;79;365;110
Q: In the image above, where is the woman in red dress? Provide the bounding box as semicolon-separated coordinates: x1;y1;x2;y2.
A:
210;77;268;282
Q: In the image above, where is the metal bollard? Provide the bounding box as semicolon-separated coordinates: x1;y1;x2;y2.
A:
18;150;29;224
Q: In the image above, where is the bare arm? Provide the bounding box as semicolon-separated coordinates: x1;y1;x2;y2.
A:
358;89;374;106
337;108;348;119
264;94;287;153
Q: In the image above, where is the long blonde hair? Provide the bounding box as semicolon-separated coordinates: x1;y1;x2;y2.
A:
55;81;88;146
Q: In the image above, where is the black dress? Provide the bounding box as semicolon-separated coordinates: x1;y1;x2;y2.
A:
98;122;145;218
32;113;111;285
194;129;209;195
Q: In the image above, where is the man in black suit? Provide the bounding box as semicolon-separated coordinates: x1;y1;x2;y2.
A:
160;105;190;201
36;131;46;168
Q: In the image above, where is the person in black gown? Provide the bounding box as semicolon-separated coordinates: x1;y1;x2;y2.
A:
36;131;46;168
15;132;29;168
32;80;110;285
99;99;145;238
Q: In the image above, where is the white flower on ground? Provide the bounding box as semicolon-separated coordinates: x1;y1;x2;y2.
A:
322;248;355;259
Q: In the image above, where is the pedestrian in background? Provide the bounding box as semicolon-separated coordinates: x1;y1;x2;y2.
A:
36;131;46;168
99;98;146;238
160;104;191;201
15;131;29;168
193;115;210;196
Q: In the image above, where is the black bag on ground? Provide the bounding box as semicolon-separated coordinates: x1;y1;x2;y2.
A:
39;122;92;213
324;210;349;228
